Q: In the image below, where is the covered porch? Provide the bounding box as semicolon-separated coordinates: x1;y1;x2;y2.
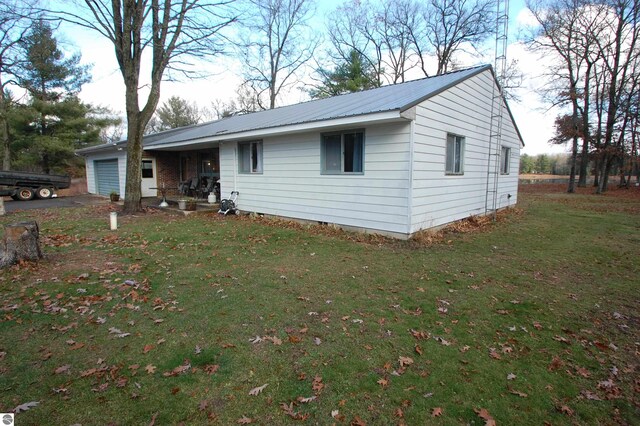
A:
145;144;221;201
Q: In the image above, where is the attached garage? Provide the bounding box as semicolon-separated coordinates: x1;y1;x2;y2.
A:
94;159;120;196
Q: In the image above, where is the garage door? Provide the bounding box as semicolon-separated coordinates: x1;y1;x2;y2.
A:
94;159;119;196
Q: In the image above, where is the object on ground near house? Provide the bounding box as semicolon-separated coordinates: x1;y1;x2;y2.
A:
0;221;43;268
109;191;120;202
0;170;71;201
219;191;239;215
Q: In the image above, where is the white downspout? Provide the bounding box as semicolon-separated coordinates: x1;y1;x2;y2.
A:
407;119;415;237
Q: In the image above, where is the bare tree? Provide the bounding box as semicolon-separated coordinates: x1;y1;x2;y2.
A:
421;0;496;75
239;0;318;110
57;1;237;212
0;0;39;170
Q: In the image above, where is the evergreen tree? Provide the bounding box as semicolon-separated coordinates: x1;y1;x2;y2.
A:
147;96;201;133
309;50;381;99
12;20;115;174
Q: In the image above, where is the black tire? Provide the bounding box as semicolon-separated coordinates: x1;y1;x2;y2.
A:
36;187;54;199
10;194;19;201
16;188;35;201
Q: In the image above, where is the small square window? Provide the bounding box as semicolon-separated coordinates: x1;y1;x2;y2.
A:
238;141;263;174
321;130;364;174
501;146;511;174
142;160;153;178
445;134;464;175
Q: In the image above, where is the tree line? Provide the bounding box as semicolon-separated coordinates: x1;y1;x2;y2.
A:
526;0;640;192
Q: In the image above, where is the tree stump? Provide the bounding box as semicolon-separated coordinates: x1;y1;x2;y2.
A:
0;221;43;268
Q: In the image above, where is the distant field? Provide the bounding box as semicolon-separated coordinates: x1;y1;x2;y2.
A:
0;185;638;425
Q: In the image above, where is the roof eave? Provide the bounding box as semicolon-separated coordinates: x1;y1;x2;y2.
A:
146;110;407;151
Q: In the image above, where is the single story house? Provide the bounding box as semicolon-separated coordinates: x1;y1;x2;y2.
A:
77;64;523;239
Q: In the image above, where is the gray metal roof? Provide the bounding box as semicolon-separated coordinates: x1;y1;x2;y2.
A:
80;64;523;154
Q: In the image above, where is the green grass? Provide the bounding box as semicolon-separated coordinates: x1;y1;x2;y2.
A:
0;189;638;425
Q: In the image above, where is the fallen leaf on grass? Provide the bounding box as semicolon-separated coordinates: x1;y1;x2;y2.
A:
145;364;157;374
204;364;219;375
398;356;414;367
312;375;324;393
163;361;191;377
432;407;443;417
351;415;366;426
509;388;528;398
415;344;423;355
548;356;564;371
377;378;389;388
558;405;574;416
280;402;310;420
54;365;71;375
553;335;571;345
581;390;602;400
507;373;517;380
14;401;39;413
249;383;268;396
237;415;253;424
297;396;316;403
474;408;496;426
143;344;155;354
488;349;501;360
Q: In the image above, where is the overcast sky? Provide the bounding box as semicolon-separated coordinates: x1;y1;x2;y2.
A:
57;0;567;156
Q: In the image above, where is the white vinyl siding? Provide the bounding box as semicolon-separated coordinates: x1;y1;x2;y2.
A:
410;69;520;233
219;122;411;235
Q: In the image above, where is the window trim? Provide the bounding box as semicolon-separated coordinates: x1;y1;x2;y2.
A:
321;129;365;175
238;141;263;174
445;133;465;175
501;146;511;175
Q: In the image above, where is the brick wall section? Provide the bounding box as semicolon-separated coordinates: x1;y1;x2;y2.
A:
152;151;201;196
152;151;180;196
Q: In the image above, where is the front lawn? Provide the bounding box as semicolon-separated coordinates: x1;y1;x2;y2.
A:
0;186;638;425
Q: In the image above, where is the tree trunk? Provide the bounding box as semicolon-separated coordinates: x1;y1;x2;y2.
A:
123;111;143;213
578;138;589;187
0;97;10;170
567;134;578;193
0;221;43;268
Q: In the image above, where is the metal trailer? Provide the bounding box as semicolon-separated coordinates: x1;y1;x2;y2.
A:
0;170;71;201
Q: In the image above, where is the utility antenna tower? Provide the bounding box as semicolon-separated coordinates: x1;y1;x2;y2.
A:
485;0;509;219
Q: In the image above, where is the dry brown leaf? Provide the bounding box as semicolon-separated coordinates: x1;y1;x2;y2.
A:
248;383;268;396
204;364;220;375
559;405;574;416
415;344;423;355
237;415;253;424
431;407;443;417
297;395;316;403
474;408;496;426
162;361;190;377
509;388;528;398
143;344;155;354
54;365;71;375
145;364;157;374
351;415;366;426
398;356;414;367
312;375;324;393
377;378;389;387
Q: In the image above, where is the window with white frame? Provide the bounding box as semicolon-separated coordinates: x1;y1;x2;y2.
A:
501;146;511;174
321;130;364;174
445;134;464;175
238;141;263;174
